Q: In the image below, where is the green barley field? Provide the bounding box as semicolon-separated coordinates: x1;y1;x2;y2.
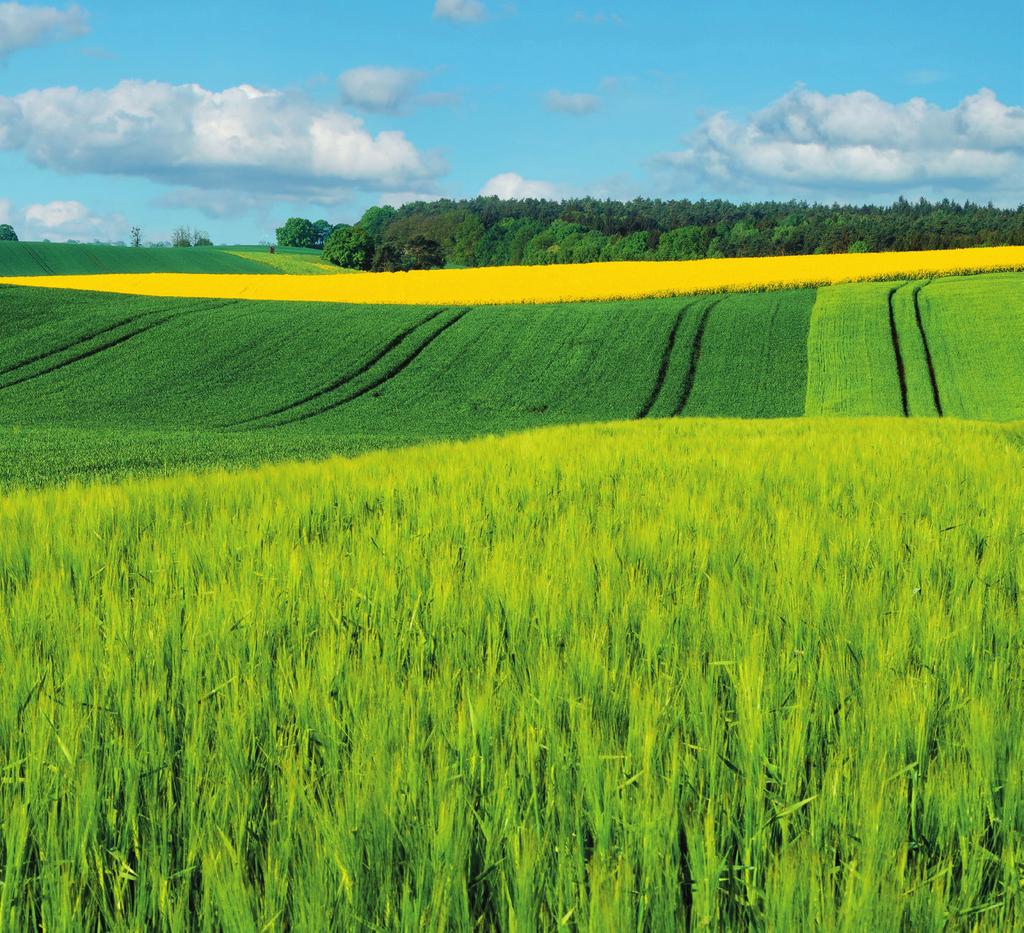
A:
0;270;1022;928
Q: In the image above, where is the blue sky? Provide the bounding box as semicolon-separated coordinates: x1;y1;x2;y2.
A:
0;0;1021;243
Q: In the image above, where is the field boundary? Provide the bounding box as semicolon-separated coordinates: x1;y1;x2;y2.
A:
673;300;718;416
227;308;446;428
913;283;943;416
887;286;910;417
268;309;470;427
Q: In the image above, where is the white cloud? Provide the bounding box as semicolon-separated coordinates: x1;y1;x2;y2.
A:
434;0;485;22
546;90;601;115
339;66;424;113
0;2;87;60
21;200;126;241
0;196;11;223
0;80;446;201
656;87;1024;202
480;172;561;200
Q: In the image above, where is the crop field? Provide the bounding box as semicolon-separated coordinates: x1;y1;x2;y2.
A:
0;241;277;276
1;418;1022;928
222;250;354;275
1;245;1022;305
0;272;1022;487
1;258;1022;928
806;272;1024;420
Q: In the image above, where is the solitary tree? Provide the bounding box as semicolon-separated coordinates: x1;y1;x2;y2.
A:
171;226;192;248
0;224;17;242
130;226;142;247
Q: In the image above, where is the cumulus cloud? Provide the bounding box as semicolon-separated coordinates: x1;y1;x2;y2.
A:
0;80;446;201
433;0;485;22
546;90;601;115
20;200;126;241
480;172;561;200
0;2;87;60
657;86;1024;202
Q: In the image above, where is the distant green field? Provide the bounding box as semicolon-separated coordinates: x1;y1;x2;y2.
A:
0;285;819;485
216;244;322;254
0;272;1021;487
0;241;277;276
223;249;353;275
807;272;1024;419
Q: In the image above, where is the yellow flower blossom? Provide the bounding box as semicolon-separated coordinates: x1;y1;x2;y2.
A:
1;246;1021;305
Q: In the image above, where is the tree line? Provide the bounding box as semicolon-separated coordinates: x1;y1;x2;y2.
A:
277;197;1024;270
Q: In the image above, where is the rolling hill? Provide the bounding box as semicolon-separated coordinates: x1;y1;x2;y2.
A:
0;271;1021;486
0;241;279;276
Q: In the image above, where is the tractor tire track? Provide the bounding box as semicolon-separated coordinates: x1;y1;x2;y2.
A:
673;299;719;416
268;309;470;428
913;282;943;416
0;299;237;393
636;307;685;419
888;286;910;417
1;316;146;377
227;308;446;428
24;244;56;276
1;297;236;378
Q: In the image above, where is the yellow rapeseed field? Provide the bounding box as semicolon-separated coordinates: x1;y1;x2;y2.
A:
1;246;1022;304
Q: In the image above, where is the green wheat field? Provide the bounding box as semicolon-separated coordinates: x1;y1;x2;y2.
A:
0;258;1022;928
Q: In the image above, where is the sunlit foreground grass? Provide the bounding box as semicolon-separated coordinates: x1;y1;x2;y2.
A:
2;418;1022;928
1;245;1022;304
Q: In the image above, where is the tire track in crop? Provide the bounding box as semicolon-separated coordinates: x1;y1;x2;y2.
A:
0;315;149;377
0;300;237;393
888;286;910;417
913;283;943;416
1;298;237;378
673;299;719;416
268;309;470;428
23;244;55;275
227;308;446;428
635;307;686;419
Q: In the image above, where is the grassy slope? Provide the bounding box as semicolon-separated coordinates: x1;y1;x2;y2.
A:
1;418;1021;928
920;272;1024;421
0;285;814;486
223;250;355;275
0;241;278;276
0;272;1021;486
805;281;906;416
683;288;814;418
